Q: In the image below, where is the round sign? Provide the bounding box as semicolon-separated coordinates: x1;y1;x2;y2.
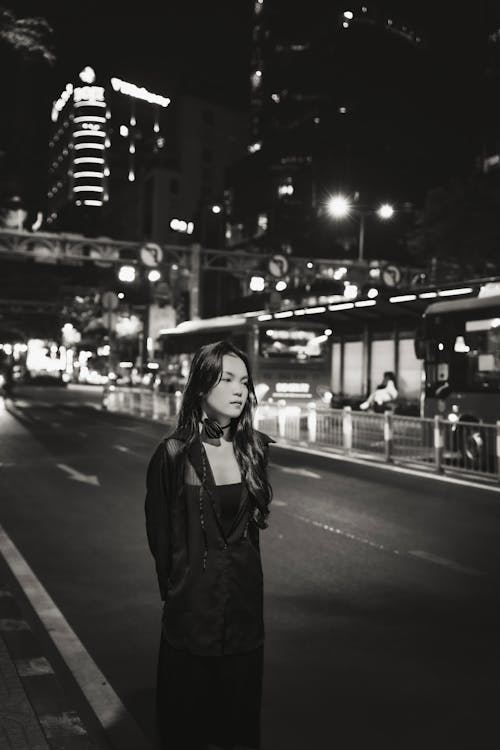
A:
140;242;163;267
268;254;289;278
101;291;119;310
381;264;401;287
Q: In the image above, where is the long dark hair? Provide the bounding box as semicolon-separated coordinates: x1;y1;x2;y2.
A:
176;339;273;519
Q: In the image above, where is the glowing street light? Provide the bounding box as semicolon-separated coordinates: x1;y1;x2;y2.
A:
377;203;394;219
326;194;351;219
326;193;395;262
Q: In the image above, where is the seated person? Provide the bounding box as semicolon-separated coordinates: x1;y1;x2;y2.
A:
360;371;398;412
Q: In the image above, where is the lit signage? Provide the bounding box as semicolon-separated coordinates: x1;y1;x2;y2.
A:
110;77;170;107
79;66;96;84
265;329;316;341
51;83;74;122
275;382;310;393
74;85;105;104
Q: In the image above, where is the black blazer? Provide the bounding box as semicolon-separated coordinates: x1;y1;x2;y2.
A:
145;427;275;656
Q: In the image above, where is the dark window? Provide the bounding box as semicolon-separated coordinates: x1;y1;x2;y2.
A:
170;178;179;195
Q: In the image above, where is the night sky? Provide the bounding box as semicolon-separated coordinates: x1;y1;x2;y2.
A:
2;1;500;208
11;0;254;108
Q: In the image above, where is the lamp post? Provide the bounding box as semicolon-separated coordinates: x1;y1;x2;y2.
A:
326;194;394;262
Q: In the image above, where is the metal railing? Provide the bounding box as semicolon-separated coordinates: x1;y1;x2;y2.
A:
102;386;500;484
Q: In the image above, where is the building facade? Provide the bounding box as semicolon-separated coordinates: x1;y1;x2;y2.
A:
46;67;248;245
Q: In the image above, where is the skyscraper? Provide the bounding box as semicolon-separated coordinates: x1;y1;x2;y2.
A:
47;66;248;246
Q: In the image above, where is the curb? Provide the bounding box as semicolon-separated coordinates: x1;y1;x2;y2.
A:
0;578;104;750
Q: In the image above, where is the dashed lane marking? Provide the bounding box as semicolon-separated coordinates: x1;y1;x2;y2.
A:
292;512;486;577
0;523;155;749
113;444;133;453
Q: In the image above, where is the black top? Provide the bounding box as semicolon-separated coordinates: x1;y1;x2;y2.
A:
217;482;243;537
144;430;276;656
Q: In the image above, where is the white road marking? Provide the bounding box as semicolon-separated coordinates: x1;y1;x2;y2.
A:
274;465;321;479
50;422;63;428
272;499;288;507
56;464;100;486
113;444;132;453
0;524;154;749
294;512;403;555
408;550;484;577
292;513;486;577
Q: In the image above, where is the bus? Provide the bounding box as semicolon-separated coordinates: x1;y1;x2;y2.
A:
414;287;500;463
415;290;500;420
156;314;333;406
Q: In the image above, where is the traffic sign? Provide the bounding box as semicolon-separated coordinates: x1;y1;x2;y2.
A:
140;242;163;267
268;254;289;278
381;264;401;287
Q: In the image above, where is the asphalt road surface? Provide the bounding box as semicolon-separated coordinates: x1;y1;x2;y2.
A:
1;385;499;750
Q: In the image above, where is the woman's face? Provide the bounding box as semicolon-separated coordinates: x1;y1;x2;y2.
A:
203;354;249;423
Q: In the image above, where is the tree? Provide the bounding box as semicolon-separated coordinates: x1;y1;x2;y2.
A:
407;174;500;278
0;5;55;64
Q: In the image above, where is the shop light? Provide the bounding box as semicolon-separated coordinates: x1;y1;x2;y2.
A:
304;306;326;314
389;294;417;303
328;302;354;311
438;287;474;297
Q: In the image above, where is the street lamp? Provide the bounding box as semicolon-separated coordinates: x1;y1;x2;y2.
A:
326;194;394;262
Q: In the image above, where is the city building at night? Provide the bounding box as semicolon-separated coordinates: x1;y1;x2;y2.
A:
46;67;247;244
226;1;435;261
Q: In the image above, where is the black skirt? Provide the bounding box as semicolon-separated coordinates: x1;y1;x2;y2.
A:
156;633;264;750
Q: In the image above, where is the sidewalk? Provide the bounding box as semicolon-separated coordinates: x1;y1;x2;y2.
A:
0;567;107;750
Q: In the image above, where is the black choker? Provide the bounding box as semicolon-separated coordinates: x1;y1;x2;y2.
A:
203;417;231;439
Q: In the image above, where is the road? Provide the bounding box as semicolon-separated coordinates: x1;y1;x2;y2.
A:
0;384;499;749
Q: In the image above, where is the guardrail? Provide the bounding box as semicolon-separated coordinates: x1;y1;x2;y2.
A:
102;386;500;485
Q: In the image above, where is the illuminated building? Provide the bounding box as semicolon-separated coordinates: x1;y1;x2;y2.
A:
47;67;247;242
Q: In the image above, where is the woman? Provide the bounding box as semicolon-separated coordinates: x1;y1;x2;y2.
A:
359;370;398;413
145;339;275;750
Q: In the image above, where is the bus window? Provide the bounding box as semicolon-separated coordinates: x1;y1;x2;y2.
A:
463;321;500;391
259;327;327;362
